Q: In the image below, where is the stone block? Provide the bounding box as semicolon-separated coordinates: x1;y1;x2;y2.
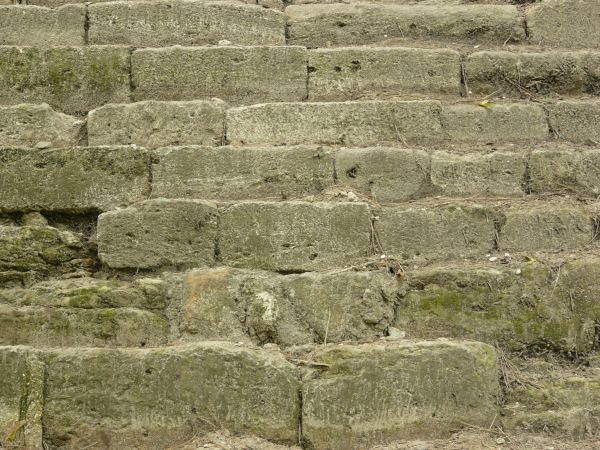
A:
547;101;600;144
0;147;149;212
97;199;218;269
132;46;307;104
88;100;226;148
151;146;334;200
88;0;286;46
0;4;84;46
0;46;130;115
218;202;371;271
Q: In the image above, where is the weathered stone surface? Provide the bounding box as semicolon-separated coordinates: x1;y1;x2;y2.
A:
0;104;83;148
287;4;525;47
0;346;43;449
218;202;371;271
0;46;130;115
43;343;300;447
0;225;91;287
527;0;600;49
97;199;218;269
547;101;600;144
466;51;600;97
431;151;525;196
308;47;461;100
504;358;600;438
226;101;444;146
0;305;168;348
302;341;499;448
151;146;334;200
0;4;84;46
0;147;149;212
174;268;402;346
335;148;430;202
88;100;226;148
132;46;307;104
441;104;549;143
88;0;286;46
529;148;600;196
376;205;496;260
395;258;600;354
0;277;167;310
499;207;592;252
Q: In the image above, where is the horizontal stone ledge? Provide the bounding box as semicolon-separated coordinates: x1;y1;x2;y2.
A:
226;101;549;146
0;46;131;115
308;47;461;100
0;146;149;212
465;50;600;97
0;103;84;147
286;3;525;47
88;0;286;46
87;100;227;147
131;46;308;105
0;4;84;46
547;101;600;144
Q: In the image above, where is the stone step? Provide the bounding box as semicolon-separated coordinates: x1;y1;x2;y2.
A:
3;144;600;212
396;256;600;355
3;46;600;115
227;100;600;147
95;199;597;271
0;277;167;348
23;0;283;9
286;3;526;48
0;340;499;449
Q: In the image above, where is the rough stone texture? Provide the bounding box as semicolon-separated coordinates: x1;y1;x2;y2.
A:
88;100;226;148
226;101;444;146
0;225;91;287
0;277;167;310
308;47;461;100
302;341;499;449
466;51;600;97
0;46;130;115
430;151;525;196
529;148;600;196
376;205;496;260
499;207;592;252
0;4;85;46
43;343;300;448
0;104;83;148
547;101;600;144
441;104;550;143
88;0;286;46
395;259;600;354
335;148;430;202
0;305;168;348
132;47;308;104
0;147;149;212
98;199;218;269
218;202;371;271
151;146;334;200
527;0;600;49
0;346;43;449
174;268;402;346
287;4;525;47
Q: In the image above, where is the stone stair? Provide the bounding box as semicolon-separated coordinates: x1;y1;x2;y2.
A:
1;0;600;448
